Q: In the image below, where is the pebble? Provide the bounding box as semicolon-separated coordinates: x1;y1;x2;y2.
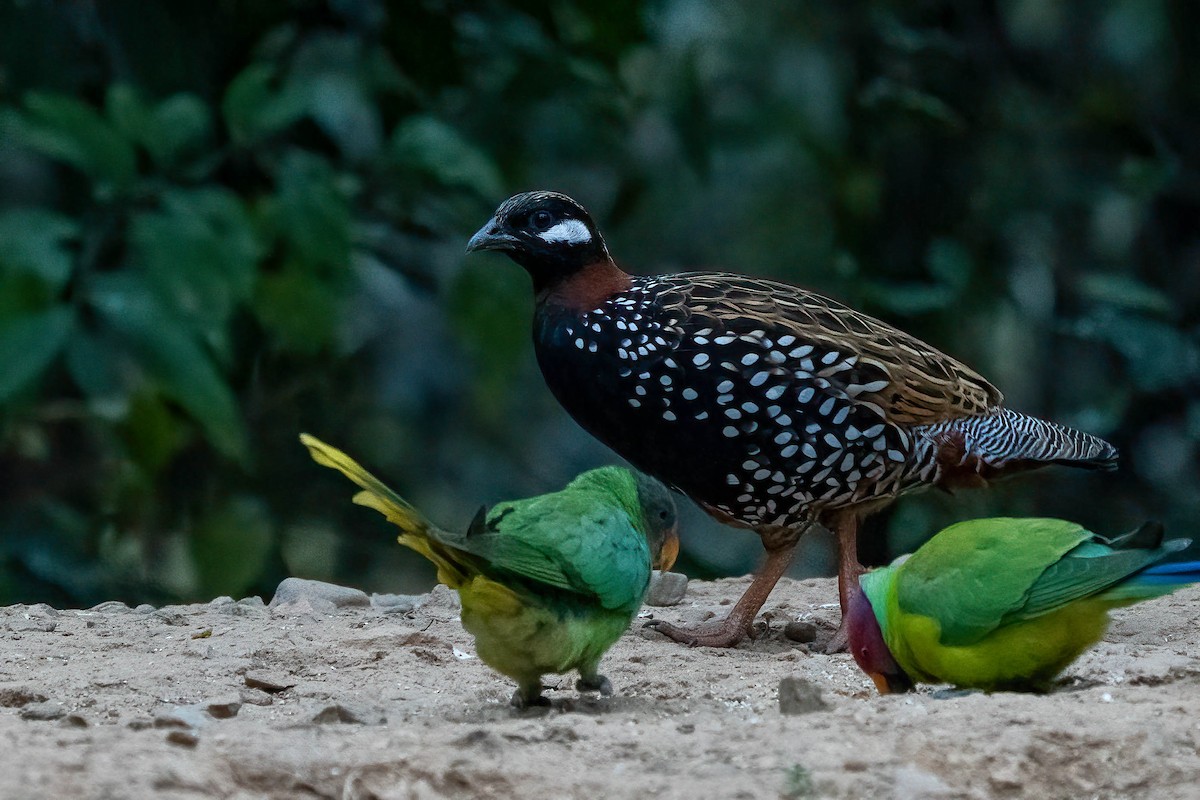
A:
783;621;818;643
26;603;59;618
239;688;274;707
61;714;88;728
645;571;689;606
778;677;829;715
269;578;369;609
166;730;199;747
134;604;155;614
89;600;130;613
0;687;48;708
205;700;242;719
371;593;424;613
212;596;267;617
243;671;296;693
9;619;57;633
272;597;337;615
19;701;66;721
311;703;386;725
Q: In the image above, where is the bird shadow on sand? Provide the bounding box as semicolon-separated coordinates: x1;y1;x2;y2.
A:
448;692;705;724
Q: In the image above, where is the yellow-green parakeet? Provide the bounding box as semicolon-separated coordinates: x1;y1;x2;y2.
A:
300;434;679;706
848;517;1197;693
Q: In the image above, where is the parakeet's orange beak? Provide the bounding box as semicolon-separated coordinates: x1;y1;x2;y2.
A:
655;525;680;571
868;670;914;695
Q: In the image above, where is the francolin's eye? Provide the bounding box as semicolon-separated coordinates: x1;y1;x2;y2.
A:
530;209;555;230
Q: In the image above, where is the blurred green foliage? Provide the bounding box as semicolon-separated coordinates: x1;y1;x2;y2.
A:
0;1;1196;606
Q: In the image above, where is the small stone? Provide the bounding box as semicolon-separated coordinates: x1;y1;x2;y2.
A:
89;600;130;613
272;597;337;616
371;593;423;613
26;603;60;618
783;621;818;643
61;714;88;728
311;703;385;725
134;604;155;613
237;596;265;609
166;730;199;747
127;717;154;730
243;671;295;693
269;578;369;609
778;677;828;715
0;687;48;708
644;571;688;607
19;701;65;721
9;619;56;633
208;596;235;607
205;700;241;719
239;688;274;707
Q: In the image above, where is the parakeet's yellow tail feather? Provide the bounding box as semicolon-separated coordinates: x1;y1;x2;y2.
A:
299;433;473;588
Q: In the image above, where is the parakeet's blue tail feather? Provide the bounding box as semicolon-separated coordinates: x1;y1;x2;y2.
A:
1100;543;1200;603
1134;559;1200;585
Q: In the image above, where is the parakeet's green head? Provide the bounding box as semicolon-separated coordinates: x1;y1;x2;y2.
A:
568;466;680;571
847;575;913;695
632;471;679;571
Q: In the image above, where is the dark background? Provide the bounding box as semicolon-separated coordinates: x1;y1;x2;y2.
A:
1;0;1196;606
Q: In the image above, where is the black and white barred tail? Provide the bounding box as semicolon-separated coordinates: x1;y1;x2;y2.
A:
912;409;1119;490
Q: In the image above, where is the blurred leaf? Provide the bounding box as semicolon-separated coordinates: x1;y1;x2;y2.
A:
149;93;212;166
0;209;77;289
222;63;308;146
288;32;385;162
1075;274;1173;316
390;115;502;197
89;274;247;461
926;237;972;291
1073;312;1200;392
860;78;964;131
105;84;154;145
448;266;530;402
189;496;273;598
0;306;74;403
65;330;131;418
861;281;955;315
123;390;187;475
11;92;137;191
254;267;338;353
272;150;353;268
130;187;261;352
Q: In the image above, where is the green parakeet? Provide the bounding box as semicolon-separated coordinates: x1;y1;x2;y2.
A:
847;517;1198;693
300;434;679;707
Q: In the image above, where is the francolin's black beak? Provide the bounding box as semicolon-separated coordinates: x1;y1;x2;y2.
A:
466;218;519;253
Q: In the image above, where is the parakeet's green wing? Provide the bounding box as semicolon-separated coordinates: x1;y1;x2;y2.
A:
894;518;1092;646
1005;531;1188;622
453;488;653;612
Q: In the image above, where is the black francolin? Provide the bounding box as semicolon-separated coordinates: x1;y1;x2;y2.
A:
467;191;1119;649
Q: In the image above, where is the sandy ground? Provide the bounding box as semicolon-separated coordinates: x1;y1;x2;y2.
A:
1;576;1198;800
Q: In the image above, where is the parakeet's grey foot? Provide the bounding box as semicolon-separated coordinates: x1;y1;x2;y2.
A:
931;687;980;700
575;675;613;696
510;689;551;709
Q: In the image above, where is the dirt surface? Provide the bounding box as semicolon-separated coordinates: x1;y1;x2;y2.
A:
1;576;1198;800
